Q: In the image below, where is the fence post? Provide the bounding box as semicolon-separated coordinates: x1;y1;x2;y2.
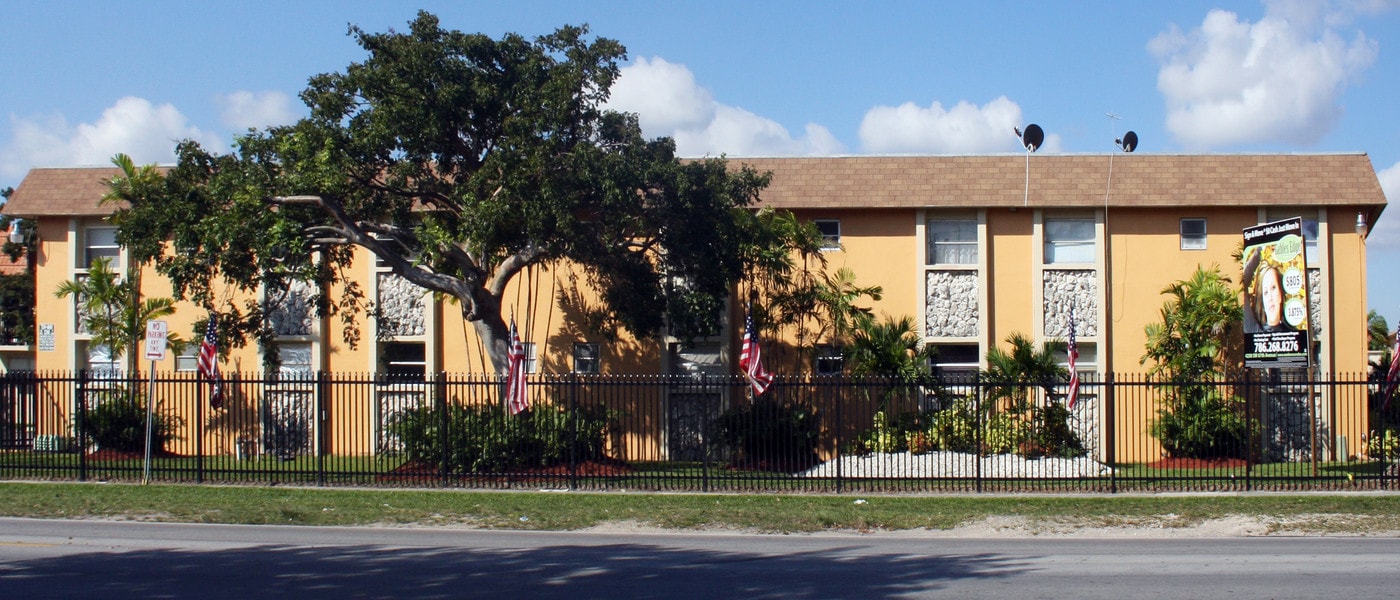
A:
974;377;983;494
1106;372;1117;494
700;374;710;494
316;369;326;486
569;372;579;491
835;377;843;494
196;369;205;484
74;370;88;482
1246;370;1256;492
437;372;449;488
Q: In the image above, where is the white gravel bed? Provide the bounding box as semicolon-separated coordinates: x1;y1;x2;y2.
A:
797;451;1113;479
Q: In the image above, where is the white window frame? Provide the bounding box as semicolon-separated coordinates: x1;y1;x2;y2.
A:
175;344;199;372
83;226;120;270
927;219;978;265
572;342;600;374
380;341;427;380
815;219;841;251
1180;218;1207;250
523;342;539;374
814;344;844;375
1043;219;1096;265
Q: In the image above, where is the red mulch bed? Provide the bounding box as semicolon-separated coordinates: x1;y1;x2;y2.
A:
1144;456;1248;469
86;449;186;461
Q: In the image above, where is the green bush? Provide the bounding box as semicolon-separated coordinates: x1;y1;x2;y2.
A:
388;402;619;473
1020;402;1086;459
711;397;820;471
78;392;179;454
1149;386;1249;459
924;397;1027;455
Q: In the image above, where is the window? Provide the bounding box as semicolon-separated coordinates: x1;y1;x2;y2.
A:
83;343;121;380
381;342;426;379
573;343;600;374
84;226;120;268
930;344;979;384
522;342;539;374
1180;218;1207;250
175;344;199;372
276;342;315;382
1044;219;1095;264
927;219;978;265
815;344;844;375
815;219;841;250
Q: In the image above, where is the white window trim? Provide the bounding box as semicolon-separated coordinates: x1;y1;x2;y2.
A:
815;219;841;251
1180;218;1207;250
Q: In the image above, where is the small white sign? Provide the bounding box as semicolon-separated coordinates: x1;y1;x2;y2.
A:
38;323;54;352
144;320;168;361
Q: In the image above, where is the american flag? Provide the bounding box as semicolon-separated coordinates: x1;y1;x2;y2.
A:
198;315;224;410
1383;325;1400;411
506;317;530;415
739;308;774;396
1066;306;1080;409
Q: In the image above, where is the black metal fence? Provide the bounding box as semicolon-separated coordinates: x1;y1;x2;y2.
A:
0;370;1395;493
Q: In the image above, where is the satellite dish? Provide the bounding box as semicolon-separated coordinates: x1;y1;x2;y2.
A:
1019;123;1044;152
1117;130;1138;153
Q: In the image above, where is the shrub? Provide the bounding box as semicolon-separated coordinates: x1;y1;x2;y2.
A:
1020;402;1086;459
924;396;1027;455
389;402;619;473
1149;386;1249;459
711;397;820;472
78;392;179;454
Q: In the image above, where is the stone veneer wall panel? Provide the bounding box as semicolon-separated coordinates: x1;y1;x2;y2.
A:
925;270;978;338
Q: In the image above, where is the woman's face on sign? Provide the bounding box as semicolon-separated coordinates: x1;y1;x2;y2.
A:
1260;268;1283;326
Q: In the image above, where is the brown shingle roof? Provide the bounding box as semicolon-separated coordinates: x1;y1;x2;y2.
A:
2;167;126;217
732;153;1388;210
4;154;1387;218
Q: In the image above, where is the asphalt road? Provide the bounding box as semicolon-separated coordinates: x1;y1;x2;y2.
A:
1;518;1397;599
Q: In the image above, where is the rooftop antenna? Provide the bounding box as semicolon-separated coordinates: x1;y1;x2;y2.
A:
1014;123;1043;206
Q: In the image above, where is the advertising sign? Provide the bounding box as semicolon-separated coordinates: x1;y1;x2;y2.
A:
1242;218;1309;369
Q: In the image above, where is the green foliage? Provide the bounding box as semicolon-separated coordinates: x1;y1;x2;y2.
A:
1141;265;1242;383
1364;429;1399;461
710;397;820;471
1149;389;1250;459
109;13;784;372
78;393;180;454
850;395;1083;459
1368;310;1391;352
982;332;1068;410
388;402;618;473
0;272;33;345
1022;402;1087;459
845;316;937;411
1142;265;1249;459
53;256;180;361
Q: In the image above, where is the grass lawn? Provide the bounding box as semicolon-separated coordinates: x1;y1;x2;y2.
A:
2;480;1400;535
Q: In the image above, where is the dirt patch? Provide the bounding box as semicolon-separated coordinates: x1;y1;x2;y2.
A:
1143;456;1248;469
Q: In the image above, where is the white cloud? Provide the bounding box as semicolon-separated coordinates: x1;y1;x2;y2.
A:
857;96;1061;154
606;56;844;157
218;90;300;131
1150;5;1378;149
1372;161;1400;248
1;96;217;181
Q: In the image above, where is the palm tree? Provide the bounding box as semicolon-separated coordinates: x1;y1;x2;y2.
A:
1141;264;1242;383
55;257;180;365
982;332;1068;409
1368;310;1392;353
845;314;934;380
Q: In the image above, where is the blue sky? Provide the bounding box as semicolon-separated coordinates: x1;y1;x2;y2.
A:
4;1;1400;325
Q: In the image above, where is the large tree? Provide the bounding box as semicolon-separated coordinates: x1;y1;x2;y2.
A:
111;13;774;371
